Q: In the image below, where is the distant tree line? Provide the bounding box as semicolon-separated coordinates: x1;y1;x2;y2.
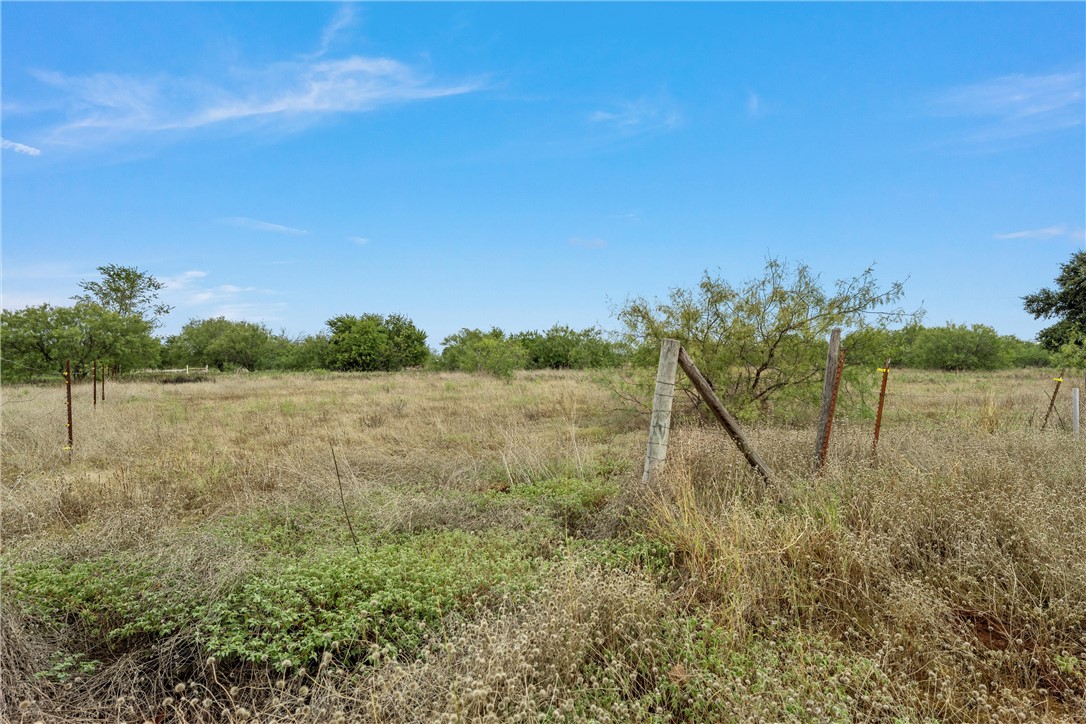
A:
0;265;628;381
844;251;1083;372
434;326;622;379
2;254;1079;383
845;323;1054;371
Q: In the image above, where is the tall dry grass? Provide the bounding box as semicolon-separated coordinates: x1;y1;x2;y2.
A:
2;367;1084;721
640;417;1086;720
2;370;629;543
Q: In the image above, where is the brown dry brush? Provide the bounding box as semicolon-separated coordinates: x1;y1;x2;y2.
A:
641;423;1086;721
2;369;1085;722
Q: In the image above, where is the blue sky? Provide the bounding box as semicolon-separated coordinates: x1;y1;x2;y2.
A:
3;2;1084;346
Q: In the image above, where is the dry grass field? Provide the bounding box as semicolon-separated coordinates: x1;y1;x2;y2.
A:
2;367;1084;722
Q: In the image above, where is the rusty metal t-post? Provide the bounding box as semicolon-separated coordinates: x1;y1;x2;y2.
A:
872;358;891;457
642;339;681;484
65;360;73;458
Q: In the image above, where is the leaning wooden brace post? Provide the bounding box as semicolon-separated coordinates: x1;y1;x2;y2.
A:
677;347;772;482
814;328;842;465
642;339;681;484
1041;372;1064;431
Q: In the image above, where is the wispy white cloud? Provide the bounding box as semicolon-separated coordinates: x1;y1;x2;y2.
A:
211;302;288;323
219;217;309;235
929;70;1084;143
161;270;233;306
214;284;255;294
0;266;283;327
2;138;41;155
22;7;483;148
186;284;260;304
348;236;370;245
746;92;764;119
159;270;277;321
588;96;681;136
2;264;91;310
569;237;607;249
36;59;481;143
315;4;355;59
4;263;86;281
994;225;1068;240
161;270;208;289
0;291;62;310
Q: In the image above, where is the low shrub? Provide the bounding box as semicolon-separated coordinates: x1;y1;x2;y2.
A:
2;529;546;677
203;530;542;668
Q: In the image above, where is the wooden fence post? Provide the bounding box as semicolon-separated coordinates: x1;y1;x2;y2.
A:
818;348;846;473
101;363;106;402
1073;388;1081;439
642;339;681;484
872;358;891;457
815;328;842;464
676;347;772;482
93;360;98;407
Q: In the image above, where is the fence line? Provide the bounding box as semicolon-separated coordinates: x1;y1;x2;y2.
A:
128;365;211;375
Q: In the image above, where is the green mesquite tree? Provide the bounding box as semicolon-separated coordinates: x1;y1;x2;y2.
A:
73;264;173;328
1023;251;1086;367
616;258;912;414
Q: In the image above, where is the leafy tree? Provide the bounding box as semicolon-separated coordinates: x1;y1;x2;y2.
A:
263;333;297;370
1023;251;1085;358
278;333;332;371
904;323;1008;371
73;264;172;327
1;303;159;382
326;314;387;371
843;321;924;368
1052;336;1086;373
513;325;622;370
438;328;528;379
382;314;431;370
162;317;279;371
1000;335;1054;368
616;258;911;415
325;314;429;372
